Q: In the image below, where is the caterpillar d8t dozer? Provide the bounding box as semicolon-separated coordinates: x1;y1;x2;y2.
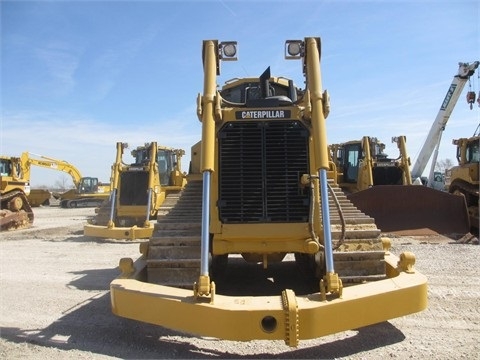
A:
84;142;186;240
110;38;427;347
330;135;413;193
0;155;34;230
331;136;470;236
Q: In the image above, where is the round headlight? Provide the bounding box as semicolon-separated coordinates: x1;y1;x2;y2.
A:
287;42;302;56
223;43;237;57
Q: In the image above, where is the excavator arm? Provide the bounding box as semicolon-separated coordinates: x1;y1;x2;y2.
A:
20;152;83;188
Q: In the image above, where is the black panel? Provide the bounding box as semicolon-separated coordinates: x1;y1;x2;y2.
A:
218;120;309;223
372;166;403;185
119;171;149;206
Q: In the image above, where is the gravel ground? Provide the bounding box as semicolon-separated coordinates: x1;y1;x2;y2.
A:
1;204;479;359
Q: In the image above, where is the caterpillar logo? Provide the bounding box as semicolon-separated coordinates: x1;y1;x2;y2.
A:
235;110;291;119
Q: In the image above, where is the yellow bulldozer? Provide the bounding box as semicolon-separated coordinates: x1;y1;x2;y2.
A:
331;136;470;236
83;142;187;240
109;37;427;346
446;132;479;232
330;135;412;193
0;155;34;230
20;152;111;208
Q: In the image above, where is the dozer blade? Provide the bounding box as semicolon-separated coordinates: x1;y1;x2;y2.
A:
110;251;427;346
347;185;470;237
0;209;32;230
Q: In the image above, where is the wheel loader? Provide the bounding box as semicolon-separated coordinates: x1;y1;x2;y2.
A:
83;142;187;240
0;155;34;230
446;133;479;232
332;136;470;236
109;38;427;347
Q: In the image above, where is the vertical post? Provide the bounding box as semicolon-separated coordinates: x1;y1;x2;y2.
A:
363;137;374;187
108;142;125;228
144;143;157;227
395;136;413;186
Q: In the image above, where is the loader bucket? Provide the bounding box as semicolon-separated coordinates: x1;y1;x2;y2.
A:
347;185;470;237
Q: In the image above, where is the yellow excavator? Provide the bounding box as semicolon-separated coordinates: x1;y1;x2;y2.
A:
446;130;479;232
20;152;111;208
84;142;186;240
331;136;470;236
0;155;34;230
109;37;427;347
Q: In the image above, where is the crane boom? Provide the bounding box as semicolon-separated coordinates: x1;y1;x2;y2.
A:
411;61;479;180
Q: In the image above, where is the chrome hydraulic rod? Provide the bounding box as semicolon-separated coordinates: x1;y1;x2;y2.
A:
200;171;211;276
319;169;334;273
145;188;152;224
108;189;117;225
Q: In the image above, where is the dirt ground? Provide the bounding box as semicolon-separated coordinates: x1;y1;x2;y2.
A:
1;204;479;359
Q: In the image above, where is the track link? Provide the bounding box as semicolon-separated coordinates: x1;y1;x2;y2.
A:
327;180;386;283
450;180;479;230
147;179;202;288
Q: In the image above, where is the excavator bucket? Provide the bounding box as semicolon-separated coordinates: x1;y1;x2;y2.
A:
347;185;470;237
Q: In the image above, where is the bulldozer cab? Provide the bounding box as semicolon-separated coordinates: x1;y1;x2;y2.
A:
132;146;182;187
157;149;177;186
0;157;29;194
335;141;362;183
457;137;479;164
0;158;12;177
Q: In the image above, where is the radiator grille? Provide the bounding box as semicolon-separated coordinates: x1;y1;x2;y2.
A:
119;171;149;206
218;120;309;223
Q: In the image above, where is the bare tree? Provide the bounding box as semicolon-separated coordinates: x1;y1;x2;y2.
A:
436;158;454;173
54;175;74;191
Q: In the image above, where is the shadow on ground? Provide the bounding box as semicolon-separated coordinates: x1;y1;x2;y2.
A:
1;263;406;359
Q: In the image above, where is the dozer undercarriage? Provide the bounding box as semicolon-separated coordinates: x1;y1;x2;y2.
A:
60;195;108;209
145;177;388;290
0;190;34;231
449;180;479;232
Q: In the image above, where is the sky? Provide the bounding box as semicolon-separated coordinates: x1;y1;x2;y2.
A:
1;0;479;188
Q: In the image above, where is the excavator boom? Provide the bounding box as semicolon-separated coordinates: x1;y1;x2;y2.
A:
20;152;111;208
